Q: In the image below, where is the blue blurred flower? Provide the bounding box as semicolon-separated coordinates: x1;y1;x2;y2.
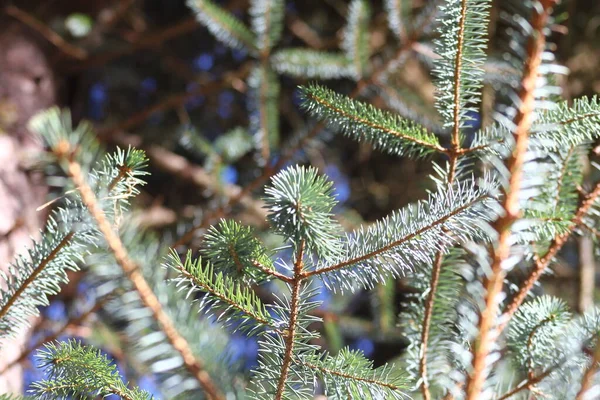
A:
140;77;157;93
192;53;215;72
227;334;259;371
42;300;66;322
312;278;332;309
221;165;238;184
350;337;375;358
88;82;108;121
218;91;235;119
324;165;350;204
185;82;206;110
231;48;247;62
138;375;161;398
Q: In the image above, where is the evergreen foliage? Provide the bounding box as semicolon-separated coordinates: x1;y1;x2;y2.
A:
3;0;600;399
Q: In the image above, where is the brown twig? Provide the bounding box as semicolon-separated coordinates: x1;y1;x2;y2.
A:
495;367;554;400
575;335;600;400
418;2;468;396
419;252;444;400
465;2;556;398
500;182;600;331
275;240;305;400
4;5;88;60
61;143;224;400
447;0;468;184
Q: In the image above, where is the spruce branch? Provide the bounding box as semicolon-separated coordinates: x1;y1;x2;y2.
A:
419;252;444;400
534;96;600;150
202;219;274;282
434;0;489;134
56;142;224;400
270;49;354;79
501;182;600;331
342;0;371;79
300;84;447;158
575;335;600;399
0;297;108;376
0;231;73;335
187;0;257;53
248;64;280;162
305;178;494;291
275;239;305;400
250;0;284;52
264;165;342;260
495;368;555;400
167;250;278;334
174;4;439;247
32;340;150;400
384;0;408;40
299;348;409;399
466;2;556;398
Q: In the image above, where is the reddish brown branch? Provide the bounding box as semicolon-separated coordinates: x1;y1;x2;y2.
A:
275;240;305;400
419;252;444;400
576;336;600;400
448;0;468;184
500;182;600;331
465;2;556;398
62;146;224;400
495;367;554;400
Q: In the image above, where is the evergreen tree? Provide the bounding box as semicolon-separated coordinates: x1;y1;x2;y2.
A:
2;0;600;399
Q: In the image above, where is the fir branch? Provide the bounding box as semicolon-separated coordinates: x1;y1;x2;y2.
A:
465;2;556;398
167;250;278;333
187;0;257;52
299;348;409;398
250;0;284;52
495;368;555;400
342;0;371;79
248;64;280;162
0;231;73;327
419;252;444;400
300;84;446;158
32;340;150;400
575;335;600;399
270;49;354;79
501;182;600;330
384;0;408;40
305;179;494;291
59;144;224;400
275;240;305;400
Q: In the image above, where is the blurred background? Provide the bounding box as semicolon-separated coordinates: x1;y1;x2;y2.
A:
0;0;599;396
